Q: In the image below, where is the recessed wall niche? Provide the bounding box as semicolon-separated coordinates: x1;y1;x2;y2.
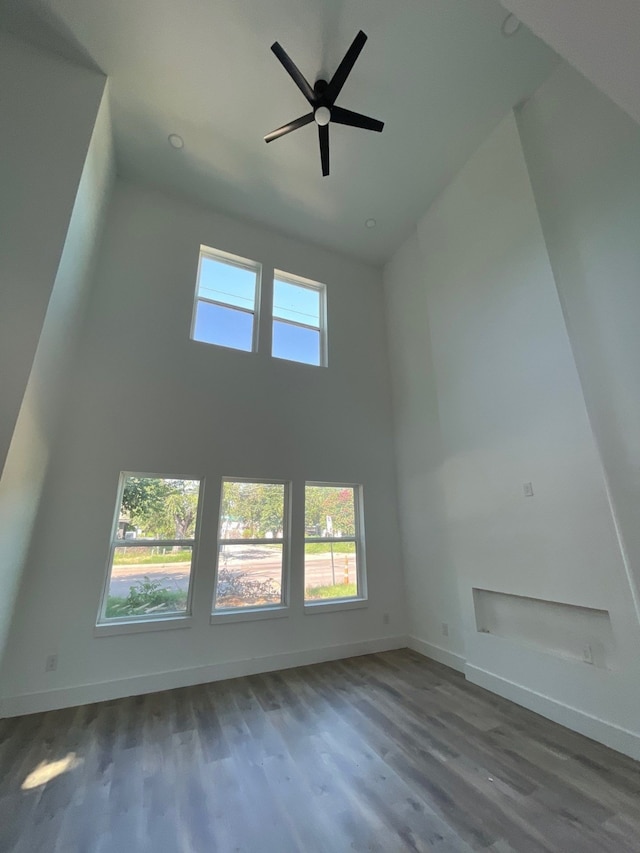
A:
472;588;615;669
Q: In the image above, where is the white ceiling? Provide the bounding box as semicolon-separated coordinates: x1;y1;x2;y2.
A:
502;0;640;128
1;0;558;264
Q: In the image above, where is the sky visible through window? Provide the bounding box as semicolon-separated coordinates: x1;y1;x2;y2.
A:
272;322;320;365
273;280;320;326
193;255;258;351
272;279;322;365
194;302;253;351
198;257;256;309
192;254;325;362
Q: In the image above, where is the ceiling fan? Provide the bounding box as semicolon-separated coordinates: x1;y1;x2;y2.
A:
264;30;384;177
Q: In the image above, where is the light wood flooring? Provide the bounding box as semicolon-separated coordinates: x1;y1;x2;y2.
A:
1;649;639;852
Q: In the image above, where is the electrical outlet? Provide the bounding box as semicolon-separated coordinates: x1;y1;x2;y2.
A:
383;612;390;625
523;482;534;497
45;654;58;672
441;623;449;637
582;644;594;665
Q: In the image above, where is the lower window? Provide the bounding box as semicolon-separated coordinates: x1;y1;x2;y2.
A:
304;483;365;603
213;479;289;612
97;474;202;623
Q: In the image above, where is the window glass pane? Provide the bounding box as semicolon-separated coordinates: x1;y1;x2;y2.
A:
119;477;200;540
304;485;356;537
273;280;320;326
194;301;254;351
272;321;320;366
221;481;285;538
106;546;192;617
198;256;257;311
215;544;283;609
305;541;357;601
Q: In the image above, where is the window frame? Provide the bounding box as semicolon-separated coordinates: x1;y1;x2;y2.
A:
190;246;262;353
211;476;291;621
303;481;367;612
272;270;328;367
95;471;204;635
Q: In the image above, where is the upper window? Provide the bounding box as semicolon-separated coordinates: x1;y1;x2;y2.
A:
98;474;203;624
272;272;327;366
213;479;290;613
191;247;260;352
304;483;366;604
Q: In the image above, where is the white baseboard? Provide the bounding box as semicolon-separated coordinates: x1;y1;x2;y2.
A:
407;635;466;673
0;634;408;718
406;638;640;761
466;663;640;761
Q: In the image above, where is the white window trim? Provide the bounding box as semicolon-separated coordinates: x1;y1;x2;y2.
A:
191;246;262;353
95;471;204;632
211;477;291;620
209;605;289;625
304;599;369;615
272;269;327;367
303;481;367;610
95;615;193;638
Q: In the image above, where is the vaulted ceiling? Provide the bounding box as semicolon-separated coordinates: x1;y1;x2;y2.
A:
1;0;558;263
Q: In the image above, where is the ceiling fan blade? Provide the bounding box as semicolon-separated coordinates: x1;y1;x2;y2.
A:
264;113;314;143
330;106;384;133
325;30;368;105
318;124;330;176
271;42;316;104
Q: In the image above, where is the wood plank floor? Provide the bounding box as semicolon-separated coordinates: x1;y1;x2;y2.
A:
1;649;639;852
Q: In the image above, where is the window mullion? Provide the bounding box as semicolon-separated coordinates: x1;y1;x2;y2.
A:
197;296;255;315
273;316;320;332
304;537;357;544
113;539;195;548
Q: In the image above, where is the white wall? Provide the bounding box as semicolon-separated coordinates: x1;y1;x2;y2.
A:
517;61;640;623
384;233;464;671
0;34;108;665
0;33;105;473
385;111;640;758
0;179;406;714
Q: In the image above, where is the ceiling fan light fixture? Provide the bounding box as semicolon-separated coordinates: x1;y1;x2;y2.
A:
314;106;331;126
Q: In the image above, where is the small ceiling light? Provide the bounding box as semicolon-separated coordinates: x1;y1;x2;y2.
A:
501;13;521;37
168;133;184;149
365;218;377;229
314;106;331;127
